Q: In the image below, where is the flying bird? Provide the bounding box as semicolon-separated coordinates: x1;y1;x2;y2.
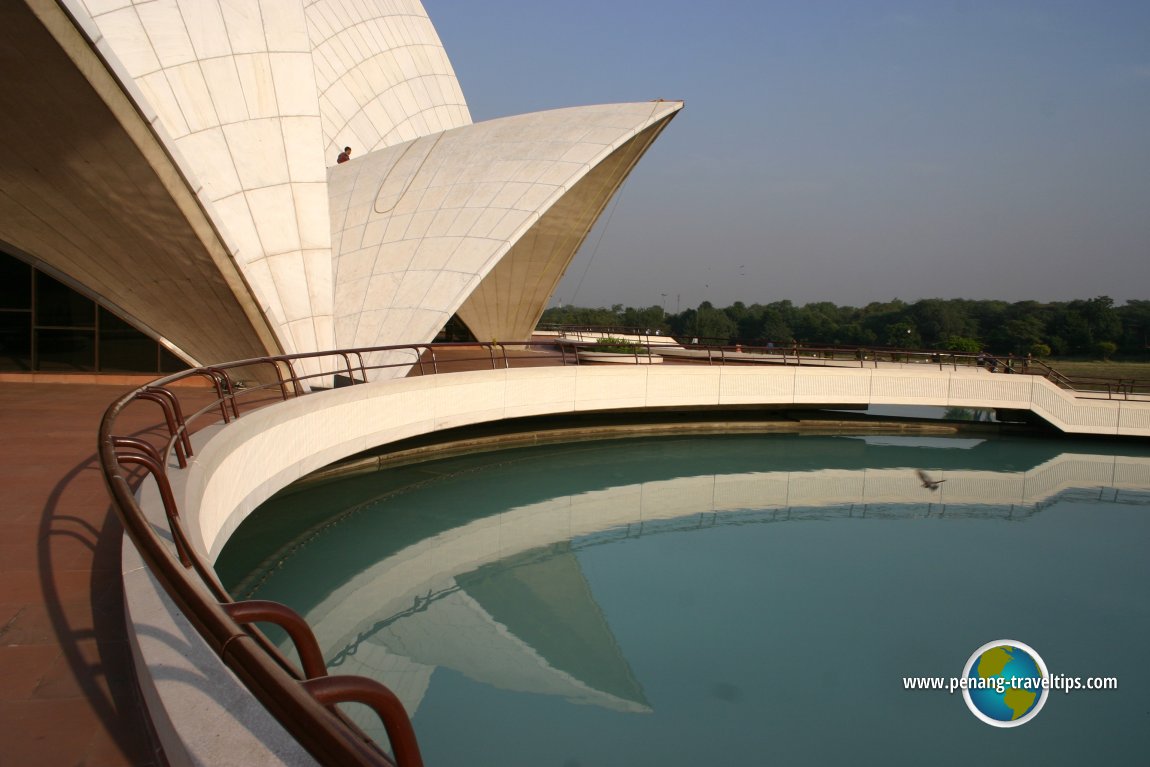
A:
916;469;946;491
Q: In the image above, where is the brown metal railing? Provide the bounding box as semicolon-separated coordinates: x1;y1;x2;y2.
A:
98;341;581;766
98;337;1134;766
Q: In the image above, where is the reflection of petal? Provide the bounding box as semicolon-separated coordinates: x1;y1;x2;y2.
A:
454;549;649;709
296;451;1150;720
371;588;650;714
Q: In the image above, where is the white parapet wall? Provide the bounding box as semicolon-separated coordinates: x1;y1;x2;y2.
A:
127;363;1150;765
186;365;1149;560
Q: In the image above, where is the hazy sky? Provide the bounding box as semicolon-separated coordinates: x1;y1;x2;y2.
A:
427;1;1150;311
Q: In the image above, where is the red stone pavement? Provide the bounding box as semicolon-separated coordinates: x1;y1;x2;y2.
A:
0;381;177;767
0;351;555;766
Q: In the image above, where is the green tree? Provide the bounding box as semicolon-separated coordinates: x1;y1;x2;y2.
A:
884;321;921;349
912;299;976;347
1095;341;1118;360
693;302;737;343
945;337;981;352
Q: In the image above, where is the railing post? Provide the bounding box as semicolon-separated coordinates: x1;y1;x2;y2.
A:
303;677;425;767
110;443;193;568
135;389;190;468
223;601;329;680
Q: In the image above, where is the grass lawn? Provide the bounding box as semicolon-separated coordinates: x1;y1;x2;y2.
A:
1046;360;1150;382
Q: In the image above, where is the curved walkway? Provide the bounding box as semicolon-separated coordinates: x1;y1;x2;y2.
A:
0;382;162;766
0;381;218;767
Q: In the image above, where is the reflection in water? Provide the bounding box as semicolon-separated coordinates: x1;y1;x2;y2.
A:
218;435;1150;766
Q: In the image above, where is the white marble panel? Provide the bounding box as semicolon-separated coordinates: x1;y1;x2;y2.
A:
400;210;436;241
137;0;197;68
344;219;375;252
1118;403;1150;435
465;182;508;210
211;192;263;262
487;181;532;210
484;209;536;243
364;271;402;310
424;209;462;239
281;117;325;182
177;0;232;59
83;0;133;14
407;237;461;271
233;53;279;118
870;371;950;403
718;367;796;404
270;52;319;117
259;0;308;50
466;208;512;239
948;375;1032;406
292;182;331;249
432;375;506;428
424;270;472;309
219;0;267;54
1029;384;1080;428
178;128;242;199
266;251;309;322
138;70;190;136
443;208;483;238
167;61;220;132
334;248;375;285
391;270;439;309
200;57;251;125
241;261;284;328
644;367;721;406
792;370;871;403
285;317;318;357
444;239;503;274
308;312;335;359
300;245;333;314
560;142;605;166
223;118;290;188
95;6;161;75
247;184;301;255
574;368;648;410
504;373;578;419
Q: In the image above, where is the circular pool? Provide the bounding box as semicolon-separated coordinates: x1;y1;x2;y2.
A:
218;433;1150;766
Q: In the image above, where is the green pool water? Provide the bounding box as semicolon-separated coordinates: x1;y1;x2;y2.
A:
217;433;1150;766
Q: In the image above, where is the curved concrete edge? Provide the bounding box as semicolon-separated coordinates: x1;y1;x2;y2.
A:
121;539;315;767
125;364;1150;764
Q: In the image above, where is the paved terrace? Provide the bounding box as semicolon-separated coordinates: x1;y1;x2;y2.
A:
0;381;205;766
3;347;1148;766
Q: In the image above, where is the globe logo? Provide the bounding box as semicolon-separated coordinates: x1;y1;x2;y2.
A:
962;640;1049;727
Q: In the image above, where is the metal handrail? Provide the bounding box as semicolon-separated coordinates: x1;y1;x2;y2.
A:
99;341;574;766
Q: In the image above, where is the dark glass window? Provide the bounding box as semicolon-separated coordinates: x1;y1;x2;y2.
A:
1;248;191;374
0;255;31;309
160;347;188;373
0;312;32;371
35;329;96;371
98;308;157;372
35;272;95;328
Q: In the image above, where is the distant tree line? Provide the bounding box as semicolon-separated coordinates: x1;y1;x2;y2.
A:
540;296;1150;359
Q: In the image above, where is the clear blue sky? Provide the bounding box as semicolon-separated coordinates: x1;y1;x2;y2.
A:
427;0;1150;311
